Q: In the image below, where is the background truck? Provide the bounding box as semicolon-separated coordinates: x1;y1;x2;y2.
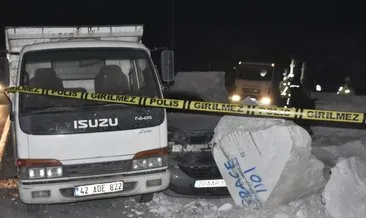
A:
229;61;282;106
3;25;174;207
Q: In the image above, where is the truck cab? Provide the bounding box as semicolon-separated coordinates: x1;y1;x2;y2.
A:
229;61;281;106
4;26;174;205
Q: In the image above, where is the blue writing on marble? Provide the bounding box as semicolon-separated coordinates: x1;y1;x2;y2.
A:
224;158;268;207
244;166;267;193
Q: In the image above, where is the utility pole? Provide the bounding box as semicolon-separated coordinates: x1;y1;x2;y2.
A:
171;0;175;51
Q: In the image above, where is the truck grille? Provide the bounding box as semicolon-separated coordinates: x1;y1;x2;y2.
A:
242;87;260;97
180;165;222;179
169;131;214;145
177;152;222;179
64;160;132;177
189;133;214;144
242;87;260;93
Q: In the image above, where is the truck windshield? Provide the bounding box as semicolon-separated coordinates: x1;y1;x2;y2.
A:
236;65;273;81
19;48;160;114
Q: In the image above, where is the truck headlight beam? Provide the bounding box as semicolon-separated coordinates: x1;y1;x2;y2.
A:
259;97;271;105
231;94;241;102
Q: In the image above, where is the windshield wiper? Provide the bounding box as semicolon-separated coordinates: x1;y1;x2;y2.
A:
22;103;151;115
22;106;78;115
83;103;147;112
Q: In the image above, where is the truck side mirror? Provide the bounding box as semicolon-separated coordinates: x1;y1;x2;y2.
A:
161;50;175;84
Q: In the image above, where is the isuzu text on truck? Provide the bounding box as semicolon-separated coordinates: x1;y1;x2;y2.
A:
4;25;175;206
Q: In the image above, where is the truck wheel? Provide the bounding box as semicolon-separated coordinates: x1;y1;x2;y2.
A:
135;193;154;203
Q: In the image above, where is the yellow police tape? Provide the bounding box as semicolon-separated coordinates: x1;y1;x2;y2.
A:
4;86;365;124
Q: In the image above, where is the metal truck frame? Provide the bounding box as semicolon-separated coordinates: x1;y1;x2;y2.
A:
4;25;175;206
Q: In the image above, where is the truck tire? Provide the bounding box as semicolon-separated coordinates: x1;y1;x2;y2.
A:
135;193;154;203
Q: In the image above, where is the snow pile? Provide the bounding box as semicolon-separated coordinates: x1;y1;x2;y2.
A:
312;140;366;166
146;192;331;218
311;92;366;113
257;194;331;218
322;156;366;218
211;116;326;208
147;193;232;218
289;195;330;218
310;91;366;144
311;125;366;145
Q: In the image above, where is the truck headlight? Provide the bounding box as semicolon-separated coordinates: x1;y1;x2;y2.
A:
17;159;64;180
132;157;164;170
46;166;63;178
132;148;168;171
259;97;271;105
28;167;64;179
231;94;241;102
148;157;163;168
29;168;46;179
132;159;148;170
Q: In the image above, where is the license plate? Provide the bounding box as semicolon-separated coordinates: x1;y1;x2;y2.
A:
194;179;227;188
74;181;123;197
172;144;183;152
171;144;210;152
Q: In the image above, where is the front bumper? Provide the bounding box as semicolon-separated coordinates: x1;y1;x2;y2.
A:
168;165;229;197
18;169;170;204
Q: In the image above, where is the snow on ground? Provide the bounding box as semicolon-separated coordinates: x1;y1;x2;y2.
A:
322;157;366;218
311;92;366;113
311;91;366;142
312;139;366;167
311;92;366;167
146;192;331;218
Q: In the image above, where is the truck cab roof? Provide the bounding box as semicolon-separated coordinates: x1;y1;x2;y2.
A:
20;40;149;54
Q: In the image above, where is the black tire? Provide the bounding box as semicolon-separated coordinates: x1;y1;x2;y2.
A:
135;193;154;203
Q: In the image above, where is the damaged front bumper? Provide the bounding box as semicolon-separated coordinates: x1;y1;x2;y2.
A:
167;151;230;197
167;167;229;197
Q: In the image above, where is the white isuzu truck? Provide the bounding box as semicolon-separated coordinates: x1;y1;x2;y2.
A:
4;25;175;206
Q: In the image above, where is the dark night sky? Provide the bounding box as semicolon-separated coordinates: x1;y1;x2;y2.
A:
1;0;366;93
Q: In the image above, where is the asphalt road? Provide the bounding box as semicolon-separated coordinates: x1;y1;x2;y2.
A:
0;188;161;218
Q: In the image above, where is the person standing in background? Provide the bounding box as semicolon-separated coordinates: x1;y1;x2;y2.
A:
337;76;355;95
